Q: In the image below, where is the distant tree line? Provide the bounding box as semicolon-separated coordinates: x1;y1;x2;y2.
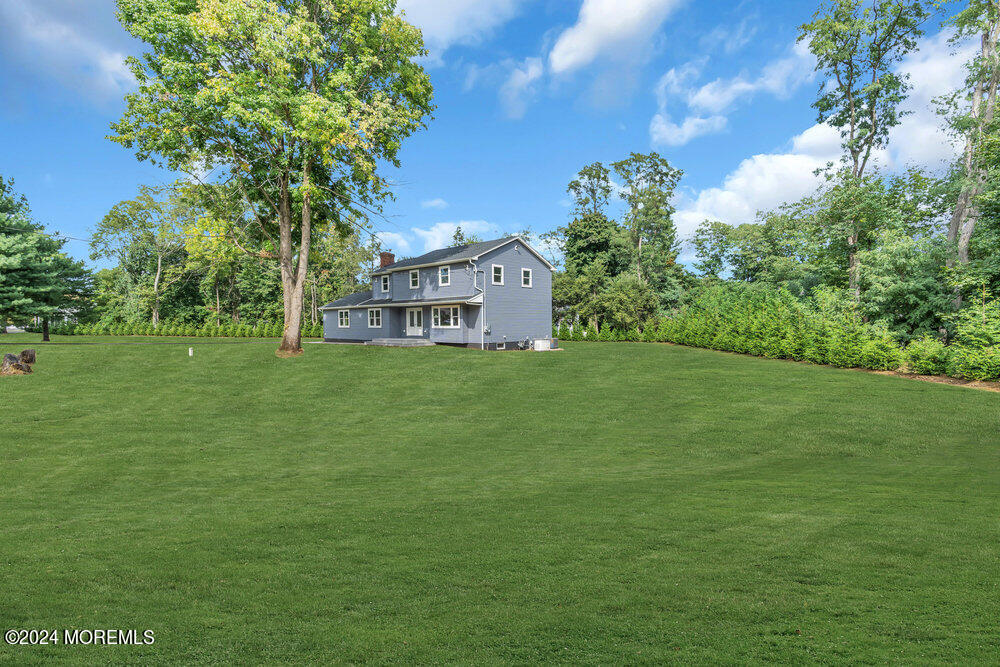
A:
548;0;1000;380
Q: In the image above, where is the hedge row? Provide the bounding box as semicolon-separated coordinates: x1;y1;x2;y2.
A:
48;320;324;339
554;284;1000;381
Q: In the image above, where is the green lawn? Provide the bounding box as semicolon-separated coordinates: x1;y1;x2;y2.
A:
1;336;998;664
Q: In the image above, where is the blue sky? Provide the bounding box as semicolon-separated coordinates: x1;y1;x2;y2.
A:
0;0;972;266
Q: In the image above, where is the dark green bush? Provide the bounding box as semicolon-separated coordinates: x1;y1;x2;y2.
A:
947;345;1000;381
634;284;904;371
859;328;903;371
904;335;949;375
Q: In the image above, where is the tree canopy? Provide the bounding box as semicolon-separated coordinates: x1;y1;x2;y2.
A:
111;0;434;353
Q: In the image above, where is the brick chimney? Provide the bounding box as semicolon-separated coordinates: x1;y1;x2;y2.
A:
379;251;395;268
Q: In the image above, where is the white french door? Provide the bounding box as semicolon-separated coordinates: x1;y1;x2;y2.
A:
406;308;423;336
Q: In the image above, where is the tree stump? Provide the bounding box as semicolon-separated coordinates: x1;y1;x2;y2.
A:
1;353;32;375
20;349;36;364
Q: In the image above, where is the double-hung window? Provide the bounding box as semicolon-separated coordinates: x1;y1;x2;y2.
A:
380;275;390;293
431;305;460;328
409;269;419;289
439;266;450;286
521;268;532;288
368;308;382;328
337;310;350;328
492;264;504;285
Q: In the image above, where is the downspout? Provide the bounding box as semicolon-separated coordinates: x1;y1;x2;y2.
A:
471;260;486;349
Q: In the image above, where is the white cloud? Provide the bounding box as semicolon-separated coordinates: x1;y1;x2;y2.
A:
421;198;449;210
549;0;686;75
650;113;727;146
700;17;757;54
375;231;411;254
686;41;814;114
0;1;135;102
655;58;707;102
464;55;545;119
649;42;813;146
397;0;523;62
673;30;972;247
673;137;831;238
887;29;976;168
499;57;543;119
412;220;499;252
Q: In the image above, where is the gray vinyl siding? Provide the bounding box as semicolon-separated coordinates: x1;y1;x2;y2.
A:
477;242;552;345
323;306;394;341
386;262;476;301
323;239;551;347
428;304;481;345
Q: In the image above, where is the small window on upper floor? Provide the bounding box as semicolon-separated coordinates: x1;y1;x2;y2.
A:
521;268;532;288
409;269;419;289
492;264;504;286
381;275;390;292
439;266;450;286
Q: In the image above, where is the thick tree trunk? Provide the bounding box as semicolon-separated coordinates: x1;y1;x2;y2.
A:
847;234;860;302
277;159;313;355
636;236;643;280
42;318;50;342
152;254;162;326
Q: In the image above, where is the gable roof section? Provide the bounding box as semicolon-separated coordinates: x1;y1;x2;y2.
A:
373;235;554;274
319;290;375;310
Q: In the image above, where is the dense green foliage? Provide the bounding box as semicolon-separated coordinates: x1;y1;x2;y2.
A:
80;182;375;331
2;337;998;663
111;0;433;351
944;289;1000;379
551;153;691;329
558;283;906;373
36;318;322;339
0;176;90;334
554;282;1000;381
904;335;950;375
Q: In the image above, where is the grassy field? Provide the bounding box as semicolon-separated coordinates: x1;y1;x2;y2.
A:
1;335;998;664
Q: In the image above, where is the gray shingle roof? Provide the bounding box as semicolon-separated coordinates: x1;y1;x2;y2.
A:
372;236;518;275
320;290;373;309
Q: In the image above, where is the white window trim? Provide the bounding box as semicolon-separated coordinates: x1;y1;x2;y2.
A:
431;305;461;329
521;268;532;288
380;275;390;292
492;264;504;286
368;308;382;328
439;266;450;286
337;310;350;328
409;269;419;289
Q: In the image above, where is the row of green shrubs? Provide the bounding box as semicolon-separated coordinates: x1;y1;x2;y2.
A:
554;284;1000;381
49;320;324;339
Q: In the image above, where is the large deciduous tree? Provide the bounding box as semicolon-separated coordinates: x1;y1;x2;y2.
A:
799;0;928;299
111;0;433;354
611;152;682;281
938;0;1000;307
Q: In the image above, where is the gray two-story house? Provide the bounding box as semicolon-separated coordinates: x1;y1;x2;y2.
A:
320;236;553;349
